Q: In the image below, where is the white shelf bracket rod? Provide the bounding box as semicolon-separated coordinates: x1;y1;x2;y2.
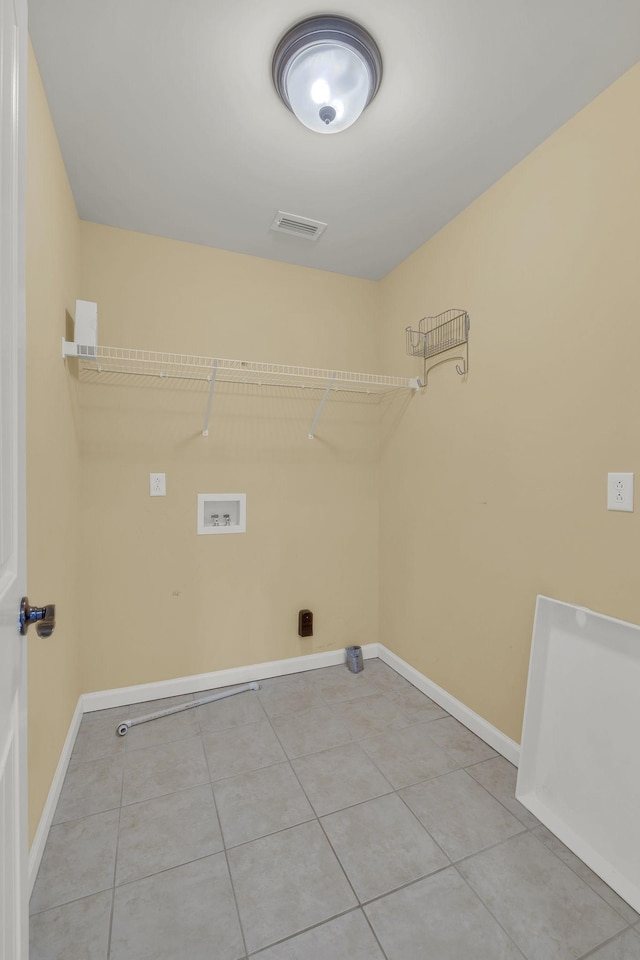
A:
308;374;335;440
202;361;218;437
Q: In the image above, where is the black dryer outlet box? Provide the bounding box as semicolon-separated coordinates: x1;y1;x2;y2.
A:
298;609;313;638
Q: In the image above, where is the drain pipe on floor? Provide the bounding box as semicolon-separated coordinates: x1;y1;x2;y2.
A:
115;681;261;737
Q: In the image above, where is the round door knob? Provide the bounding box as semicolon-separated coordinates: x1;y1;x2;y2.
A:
19;597;56;638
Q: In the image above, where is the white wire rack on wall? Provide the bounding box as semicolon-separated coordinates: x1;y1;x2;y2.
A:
405;309;470;388
62;340;420;438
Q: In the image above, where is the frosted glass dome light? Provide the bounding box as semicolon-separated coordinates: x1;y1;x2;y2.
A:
272;16;382;135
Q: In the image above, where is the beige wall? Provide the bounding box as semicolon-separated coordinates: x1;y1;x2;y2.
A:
77;224;382;692
26;46;82;841
379;63;640;742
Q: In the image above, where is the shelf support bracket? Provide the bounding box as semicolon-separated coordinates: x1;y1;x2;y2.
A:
419;349;468;389
202;361;218;437
308;374;335;440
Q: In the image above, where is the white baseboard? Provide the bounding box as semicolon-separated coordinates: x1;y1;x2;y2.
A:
376;644;521;766
28;696;84;896
81;644;380;713
81;641;519;764
30;641;518;893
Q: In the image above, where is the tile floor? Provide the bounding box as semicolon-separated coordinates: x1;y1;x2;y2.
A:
29;659;640;959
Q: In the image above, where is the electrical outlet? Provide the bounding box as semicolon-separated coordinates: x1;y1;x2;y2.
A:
607;472;633;512
149;473;166;497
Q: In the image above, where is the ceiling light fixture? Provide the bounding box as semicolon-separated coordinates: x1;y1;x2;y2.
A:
272;15;382;135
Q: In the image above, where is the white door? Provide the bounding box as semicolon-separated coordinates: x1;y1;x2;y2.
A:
0;0;28;957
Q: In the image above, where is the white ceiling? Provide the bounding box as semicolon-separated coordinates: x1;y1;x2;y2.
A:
28;0;640;280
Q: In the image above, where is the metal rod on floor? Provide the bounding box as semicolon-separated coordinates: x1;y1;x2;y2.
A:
115;681;261;736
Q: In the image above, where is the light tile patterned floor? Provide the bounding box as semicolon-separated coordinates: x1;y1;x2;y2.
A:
29;660;640;959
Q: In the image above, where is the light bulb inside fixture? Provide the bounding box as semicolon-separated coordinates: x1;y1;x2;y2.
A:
310;78;330;104
285;42;370;134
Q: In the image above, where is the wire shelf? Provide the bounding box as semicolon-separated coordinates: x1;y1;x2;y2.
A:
405;309;470;387
62;340;420;439
63;342;418;395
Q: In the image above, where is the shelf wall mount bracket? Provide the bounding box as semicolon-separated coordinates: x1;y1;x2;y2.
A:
201;360;219;437
308;373;335;440
418;352;468;389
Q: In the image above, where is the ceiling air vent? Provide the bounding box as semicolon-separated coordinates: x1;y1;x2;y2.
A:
270;211;327;241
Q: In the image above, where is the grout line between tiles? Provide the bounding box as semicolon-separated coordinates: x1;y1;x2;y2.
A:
350;713;447;749
518;828;639;927
290;737;397;804
464;757;539;829
265;690;454;956
360;907;392;960
108;849;231;892
278;750;362;905
304;784;396;820
201;728;250;959
51;799;124;829
121;727;204;757
392;786;453;856
28;883;115;920
352;728;461;790
66;748;125;768
394;765;529;854
453;826;543;870
106;735;126;959
260;696;382;949
205;754;291;786
268;668;459;904
120;774;212;808
576;926;640;959
357;862;454;909
246;906;379;959
452;864;528;959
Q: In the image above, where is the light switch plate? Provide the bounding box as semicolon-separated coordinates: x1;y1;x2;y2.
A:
607;472;633;512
